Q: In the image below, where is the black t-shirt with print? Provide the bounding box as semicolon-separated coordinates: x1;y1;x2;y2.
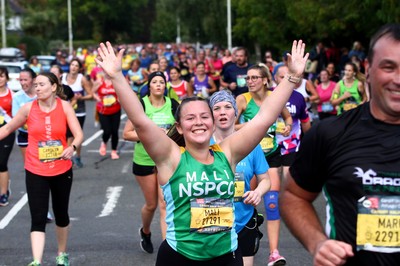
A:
290;102;400;266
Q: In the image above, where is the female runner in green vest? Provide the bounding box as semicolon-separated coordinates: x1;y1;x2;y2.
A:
95;40;308;266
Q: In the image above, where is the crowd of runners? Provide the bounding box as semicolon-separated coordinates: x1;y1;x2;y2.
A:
0;23;399;266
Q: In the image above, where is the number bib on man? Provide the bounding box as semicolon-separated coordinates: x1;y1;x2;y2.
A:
234;172;245;202
190;198;234;234
102;95;117;106
236;75;247;87
38;140;63;162
356;195;400;253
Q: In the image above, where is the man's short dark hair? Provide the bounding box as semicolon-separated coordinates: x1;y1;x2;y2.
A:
367;24;400;63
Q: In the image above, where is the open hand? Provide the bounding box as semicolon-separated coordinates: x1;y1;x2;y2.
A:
287;40;309;77
94;42;125;79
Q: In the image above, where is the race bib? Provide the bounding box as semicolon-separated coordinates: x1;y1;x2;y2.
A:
190;198;233;234
275;118;286;135
38;140;63;162
234;172;245;202
356;195;400;253
260;134;274;153
343;100;358;112
181;69;188;76
321;102;334;113
237;75;246;87
102;95;117;106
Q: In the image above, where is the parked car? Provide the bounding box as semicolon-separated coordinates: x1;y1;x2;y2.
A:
0;47;25;62
0;61;29;92
32;55;56;72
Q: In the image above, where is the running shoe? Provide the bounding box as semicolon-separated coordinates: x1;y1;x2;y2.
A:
111;150;119;160
74;157;84;168
99;142;107;156
268;250;286;266
27;260;41;266
56;252;69;266
0;194;9;207
139;227;153;254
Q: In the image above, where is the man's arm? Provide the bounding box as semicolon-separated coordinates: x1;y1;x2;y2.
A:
281;174;354;266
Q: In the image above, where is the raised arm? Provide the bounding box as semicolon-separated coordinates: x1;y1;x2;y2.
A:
222;40;308;164
95;42;177;166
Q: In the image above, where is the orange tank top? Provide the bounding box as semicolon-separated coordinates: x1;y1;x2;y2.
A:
0;88;12;126
25;98;72;176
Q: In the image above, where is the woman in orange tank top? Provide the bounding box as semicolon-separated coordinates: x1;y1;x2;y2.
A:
0;72;83;266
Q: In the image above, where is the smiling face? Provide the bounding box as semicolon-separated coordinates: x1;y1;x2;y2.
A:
366;36;400;123
19;71;35;93
176;100;214;145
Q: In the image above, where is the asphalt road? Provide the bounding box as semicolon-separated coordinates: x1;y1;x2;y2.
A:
0;101;323;265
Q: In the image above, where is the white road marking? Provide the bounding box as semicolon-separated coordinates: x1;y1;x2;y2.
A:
97;186;123;218
0;194;28;230
122;161;131;174
0;114;128;228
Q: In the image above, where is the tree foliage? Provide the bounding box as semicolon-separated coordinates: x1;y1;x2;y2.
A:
10;0;400;56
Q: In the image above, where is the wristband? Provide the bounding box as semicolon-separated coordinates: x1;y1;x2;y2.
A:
286;74;302;84
72;144;77;151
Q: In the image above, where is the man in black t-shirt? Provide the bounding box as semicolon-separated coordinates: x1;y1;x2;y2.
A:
281;24;400;266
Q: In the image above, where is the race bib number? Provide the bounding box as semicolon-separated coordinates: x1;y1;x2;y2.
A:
356;195;400;253
234;172;245;202
321;102;334;113
343;101;358;112
275;118;286;134
260;135;274;153
237;75;246;87
102;95;117;106
181;69;188;76
38;140;63;162
190;198;233;234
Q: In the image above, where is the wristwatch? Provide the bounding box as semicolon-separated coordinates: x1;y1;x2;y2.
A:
286;74;302;84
